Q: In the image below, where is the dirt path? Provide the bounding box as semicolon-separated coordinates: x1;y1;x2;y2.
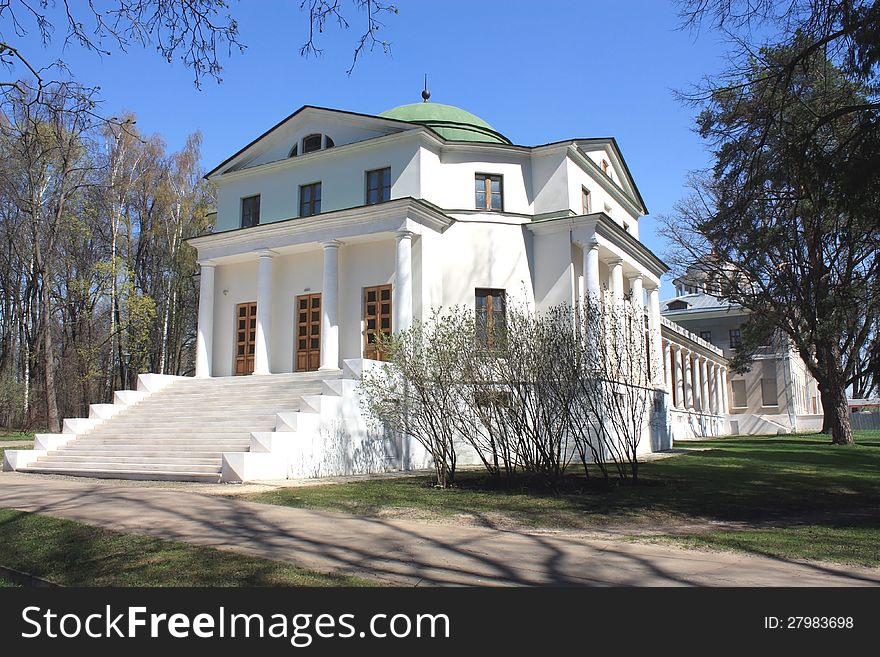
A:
1;472;877;587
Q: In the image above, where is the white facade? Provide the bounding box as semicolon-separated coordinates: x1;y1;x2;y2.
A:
182;102;738;479
4;102;737;483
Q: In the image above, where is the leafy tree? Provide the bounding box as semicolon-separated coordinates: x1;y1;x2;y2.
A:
663;43;880;445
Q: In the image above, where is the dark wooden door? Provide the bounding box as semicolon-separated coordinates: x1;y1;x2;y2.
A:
295;293;321;371
235;302;257;375
363;284;392;361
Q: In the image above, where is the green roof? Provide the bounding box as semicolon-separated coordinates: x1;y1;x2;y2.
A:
379;103;511;144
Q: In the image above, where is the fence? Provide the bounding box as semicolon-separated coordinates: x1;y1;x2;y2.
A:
851;412;880;431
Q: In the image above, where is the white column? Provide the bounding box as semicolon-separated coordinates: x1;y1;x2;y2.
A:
630;275;644;309
647;286;663;386
673;345;684;409
721;367;730;413
195;261;215;378
700;358;710;414
253;251;274;375
610;259;624;298
583;241;600;298
663;340;673;395
683;350;694;409
708;363;717;414
319;240;341;371
394;230;414;334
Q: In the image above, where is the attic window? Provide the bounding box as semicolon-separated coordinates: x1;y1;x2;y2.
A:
291;133;335;157
601;159;610;175
303;134;322;154
666;300;689;311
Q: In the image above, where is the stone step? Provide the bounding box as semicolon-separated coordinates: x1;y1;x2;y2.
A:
18;466;222;482
84;426;268;435
67;434;251;449
50;448;228;458
110;408;295;418
163;381;326;392
37;455;222;466
131;394;317;405
94;417;279;428
56;443;246;452
31;459;221;473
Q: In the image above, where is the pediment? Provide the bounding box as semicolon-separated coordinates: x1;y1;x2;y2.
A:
207;106;419;178
574;138;647;214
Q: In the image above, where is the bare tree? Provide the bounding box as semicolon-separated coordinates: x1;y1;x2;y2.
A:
0;81;99;431
359;308;475;488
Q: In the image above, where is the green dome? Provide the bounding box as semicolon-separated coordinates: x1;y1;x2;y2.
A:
379;103;511;144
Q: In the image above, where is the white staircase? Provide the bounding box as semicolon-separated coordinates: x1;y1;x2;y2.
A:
10;373;334;482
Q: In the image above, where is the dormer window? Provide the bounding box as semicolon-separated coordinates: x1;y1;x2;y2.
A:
290;134;335;157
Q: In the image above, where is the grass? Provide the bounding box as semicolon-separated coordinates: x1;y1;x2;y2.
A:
0;431;33;442
249;431;880;567
654;525;880;568
0;508;374;587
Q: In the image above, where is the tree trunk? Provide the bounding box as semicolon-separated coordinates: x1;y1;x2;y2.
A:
40;273;60;433
822;382;854;445
819;387;832;433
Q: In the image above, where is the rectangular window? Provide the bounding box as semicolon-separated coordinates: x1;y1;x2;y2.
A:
581;186;591;214
731;379;747;408
761;378;779;407
699;331;712;342
729;329;741;348
299;182;322;217
365;167;391;205
475;174;503;211
241;195;260;228
475;288;506;348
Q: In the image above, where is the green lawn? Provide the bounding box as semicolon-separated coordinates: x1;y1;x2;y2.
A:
249;431;880;567
0;509;374;587
0;431;34;441
653;525;880;568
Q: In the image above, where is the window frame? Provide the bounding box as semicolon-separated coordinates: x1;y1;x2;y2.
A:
761;377;779;407
240;194;261;229
729;328;742;349
581;186;591;214
299;182;322;217
699;330;712;342
475;288;507;348
302;134;323;154
475;173;503;212
731;379;747;409
365;167;392;205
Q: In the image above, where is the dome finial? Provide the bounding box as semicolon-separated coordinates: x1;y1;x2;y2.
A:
421;74;431;102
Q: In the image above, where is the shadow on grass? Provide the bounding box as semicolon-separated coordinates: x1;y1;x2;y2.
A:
0;509;370;587
251;433;880;529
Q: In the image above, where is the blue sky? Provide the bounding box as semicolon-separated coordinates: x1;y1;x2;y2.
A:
10;0;731;266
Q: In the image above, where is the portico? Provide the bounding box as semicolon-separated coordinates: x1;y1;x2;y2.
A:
190;198;451;377
661;315;730;438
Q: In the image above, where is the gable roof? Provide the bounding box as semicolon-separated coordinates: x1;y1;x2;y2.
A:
573;138;648;215
205;107;647;217
204;105;420;179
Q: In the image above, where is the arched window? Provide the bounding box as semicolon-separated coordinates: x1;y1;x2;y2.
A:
290;133;336;157
302;134;322;154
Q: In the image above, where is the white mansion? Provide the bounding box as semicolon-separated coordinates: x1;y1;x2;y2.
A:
4;100;731;482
